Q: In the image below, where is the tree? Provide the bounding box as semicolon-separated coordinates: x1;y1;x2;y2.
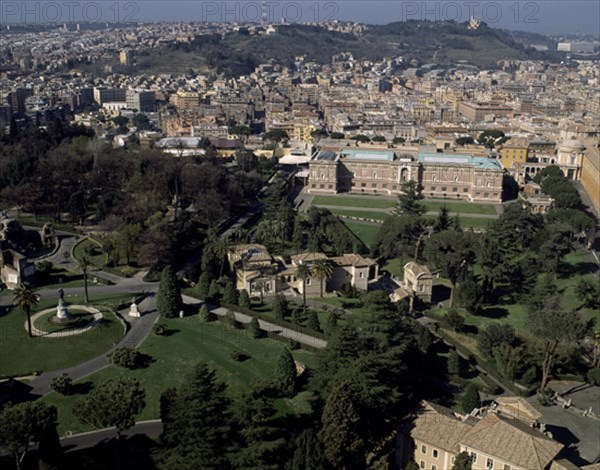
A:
325;311;339;336
50;373;73;395
295;262;312;312
447;350;460;375
208;279;220;299
529;295;586;392
575;277;600;309
319;379;367;470
533;164;563;184
74;377;145;437
452;451;473;470
197;271;211;299
493;343;524;381
372;135;386;142
13;283;39;338
199;303;212;322
311;259;333;298
424;230;475;306
248;317;261;338
108;347;142;369
392;136;405;144
354;134;370;143
254;279;270;305
275;348;296;396
462;383;481;414
455;280;483;314
223;279;238;304
444;308;464;332
394;180;425;217
156;265;182;318
75;245;93;303
287;429;327;470
239;289;251;310
0;402;60;470
307;310;321;332
160;363;232;468
433;205;451;232
478;323;516;358
478;129;506;149
273;294;288;320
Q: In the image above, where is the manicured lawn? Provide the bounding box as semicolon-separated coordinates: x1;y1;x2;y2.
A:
382;258;409;278
312;195;396;209
0;294;128;378
72;238;107;269
43;316;318;435
327;208;390;222
342;221;381;249
423;200;498;215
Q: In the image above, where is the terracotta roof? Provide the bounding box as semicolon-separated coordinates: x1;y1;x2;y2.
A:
330;253;375;268
495;396;542;425
404;262;433;279
462;413;563;469
410;401;475;454
290;252;328;265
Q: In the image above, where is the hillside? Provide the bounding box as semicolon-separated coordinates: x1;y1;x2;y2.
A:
133;21;556;76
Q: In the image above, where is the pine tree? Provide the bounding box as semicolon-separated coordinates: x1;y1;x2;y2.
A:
275;348;296;396
447;350;460;376
319;379;367;469
199;304;212;322
248;317;261;338
239;289;251;310
223;280;238;304
307;310;321;332
156;265;182;318
197;272;210;299
434;205;451;232
461;384;481;414
287;429;327;470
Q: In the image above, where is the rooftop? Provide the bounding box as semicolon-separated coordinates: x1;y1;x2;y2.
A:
418;152;502;170
340;149;396;161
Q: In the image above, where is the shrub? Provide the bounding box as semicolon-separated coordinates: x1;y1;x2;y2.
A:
478;323;516;358
537;388;555;407
307;310;321;332
153;323;167;336
199;304;213;322
248;317;261;339
108;347;141;369
273;294;288;320
231;350;249;362
444;309;464;331
447;350;460;376
587;367;600;386
238;289;251;310
461;383;480;414
223;280;238;304
223;309;239;329
51;373;73;395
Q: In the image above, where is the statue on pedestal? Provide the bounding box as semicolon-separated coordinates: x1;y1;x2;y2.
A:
56;288;72;322
128;299;141;317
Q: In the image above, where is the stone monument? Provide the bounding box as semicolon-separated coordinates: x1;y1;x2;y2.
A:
128;300;141;318
54;288;73;323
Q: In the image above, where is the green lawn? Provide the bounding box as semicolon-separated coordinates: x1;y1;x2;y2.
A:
423;200;498;215
327;208;390;222
33;310;96;334
342;222;381;249
0;294;129;378
382;258;409;278
312;195;396;209
43;316;317;435
72;238;107;269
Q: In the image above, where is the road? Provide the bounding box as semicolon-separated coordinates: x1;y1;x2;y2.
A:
59;420;163;453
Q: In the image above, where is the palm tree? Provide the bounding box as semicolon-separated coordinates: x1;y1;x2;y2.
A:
75;252;91;303
295;263;312;312
214;237;233;277
14;284;40;338
311;260;333;298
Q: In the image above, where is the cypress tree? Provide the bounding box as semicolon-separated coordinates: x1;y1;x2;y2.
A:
307;310;321;332
275;348;296;396
157;265;182;318
197;272;210;299
208;279;220;299
199;304;212;322
325;311;338;336
238;289;251;310
223;280;238;304
461;383;481;414
447;350;460;376
273;294;287;320
248;317;261;338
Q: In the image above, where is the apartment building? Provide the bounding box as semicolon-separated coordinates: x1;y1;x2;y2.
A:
458;101;514;122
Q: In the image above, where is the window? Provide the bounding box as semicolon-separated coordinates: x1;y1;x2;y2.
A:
371;183;377;188
420;461;425;469
431;186;436;191
382;183;387;188
451;457;456;465
503;465;511;470
361;183;366;188
306;278;311;286
432;466;437;470
392;185;397;190
320;184;324;189
432;449;438;458
486;458;494;469
470;452;477;463
452;187;458;192
441;187;446;192
421;445;427;454
328;184;333;189
359;272;364;278
463;188;468;192
484;192;489;198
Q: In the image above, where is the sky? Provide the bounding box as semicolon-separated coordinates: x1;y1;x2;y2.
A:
2;1;599;36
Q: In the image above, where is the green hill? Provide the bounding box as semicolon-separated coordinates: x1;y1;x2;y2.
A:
134;21;556;76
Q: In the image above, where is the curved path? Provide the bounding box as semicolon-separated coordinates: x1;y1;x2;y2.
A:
27;306;103;338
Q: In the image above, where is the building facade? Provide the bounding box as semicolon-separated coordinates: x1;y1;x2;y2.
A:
308;149;504;203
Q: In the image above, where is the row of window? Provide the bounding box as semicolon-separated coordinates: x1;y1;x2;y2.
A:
419;444;512;470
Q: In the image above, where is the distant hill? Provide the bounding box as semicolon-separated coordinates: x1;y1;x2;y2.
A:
133;21;557;76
